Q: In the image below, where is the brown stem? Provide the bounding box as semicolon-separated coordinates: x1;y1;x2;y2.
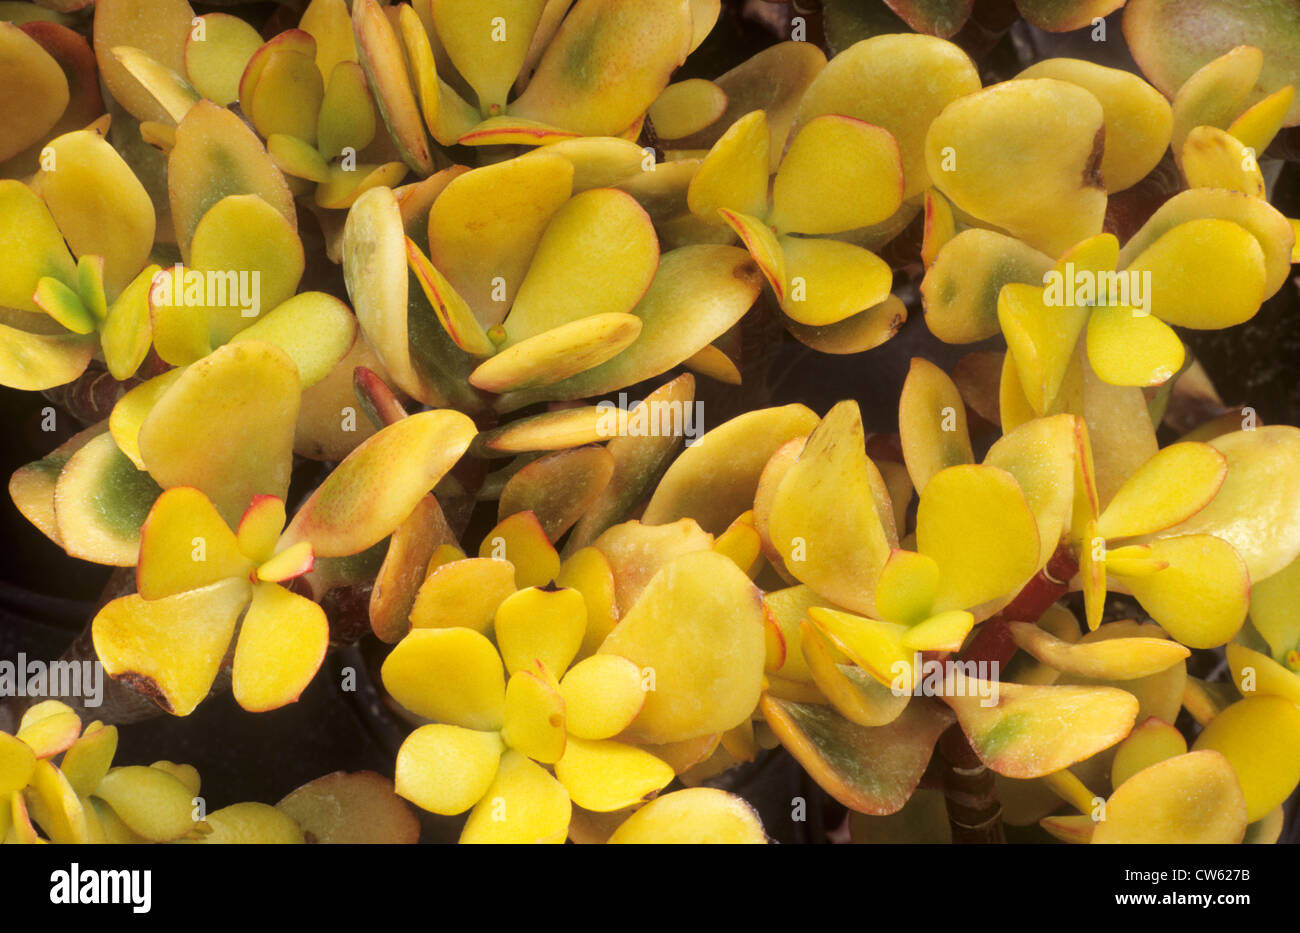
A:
938;544;1080;841
939;724;1006;844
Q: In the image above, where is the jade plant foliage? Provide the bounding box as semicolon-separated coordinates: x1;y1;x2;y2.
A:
1;0;1300;846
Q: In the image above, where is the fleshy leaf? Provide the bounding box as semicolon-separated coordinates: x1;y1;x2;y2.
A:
394;724;503;816
493;585;586;676
410;557;517;634
1193;695;1300;822
554;737;674;812
0;179;76;313
381;627;507;731
1093;750;1247;843
92;578;251;716
559;654;645;740
792;33;980;200
137;486;251;599
55;432;162;567
770;115;902;235
1110;717;1187;789
183;12;262;106
686;110;770;222
943;677;1138;779
231;582;329;712
924;78;1106;257
499;447;616;542
275;770;419;845
767;401;893;616
426;152;573;328
760;693;952;814
777;236;892;327
353;0;433;174
917;464;1040;613
598;550;764;744
1008;621;1190;680
607;787;766;843
1125;219;1266;329
643;404;818;536
33;129;156;298
168;100;296;264
138;341;300;527
479;511;561;588
459;750;570;844
504;188;659;345
1018;57;1171;193
92;765;198;841
898;357;973;495
282;410;476;558
1096;442;1226;541
501;664;566;764
509;0;693;138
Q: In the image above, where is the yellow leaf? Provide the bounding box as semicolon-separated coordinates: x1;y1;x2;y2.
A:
459;750;570;843
554;737;674;812
598;550;765;743
607;787;766;843
381;627;507;731
943;678;1138;779
395;724;503;816
687;110;770;222
916;464;1040;613
137;486;252;600
494;585;586;677
769;115;902;235
1118;534;1248;649
1096;442;1226;541
501;664;566;764
767;401;893;616
92;578;251;716
559;655;646;740
1193;695;1300;822
1093;750;1247;844
231;583;329;712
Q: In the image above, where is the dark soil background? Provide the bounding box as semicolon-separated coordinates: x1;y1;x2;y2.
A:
0;0;1295;843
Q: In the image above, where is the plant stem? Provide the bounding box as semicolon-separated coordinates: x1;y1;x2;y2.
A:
938;543;1080;842
939;724;1006;843
960;544;1079;669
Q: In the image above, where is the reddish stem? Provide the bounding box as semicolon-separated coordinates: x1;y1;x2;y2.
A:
960;545;1078;669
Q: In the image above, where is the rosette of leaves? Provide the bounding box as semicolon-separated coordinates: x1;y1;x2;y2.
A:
663;33;984;354
0;127;159;391
7;104;373;566
684;109;904;341
0;701;420;843
373;500;770;842
107;0;408;213
341;150;764;424
353;0;717;166
88;409;475;716
920;55;1296;370
751;400;1146;812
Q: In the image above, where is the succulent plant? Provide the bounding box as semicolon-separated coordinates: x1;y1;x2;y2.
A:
1;0;1300;852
